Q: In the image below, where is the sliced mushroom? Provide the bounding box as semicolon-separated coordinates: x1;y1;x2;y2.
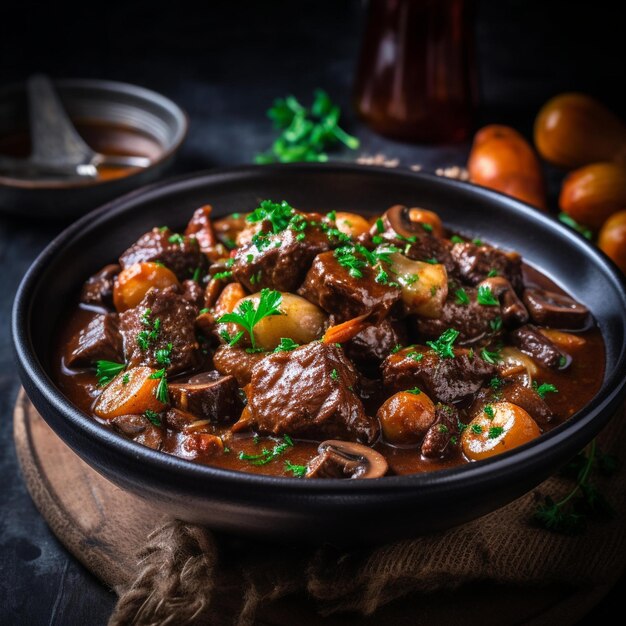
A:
384;204;421;239
510;324;568;370
523;288;590;330
476;276;528;327
305;440;388;479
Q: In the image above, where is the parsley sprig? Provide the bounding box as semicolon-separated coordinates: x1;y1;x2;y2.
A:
149;369;169;404
284;460;308;477
534;440;618;534
533;381;559;398
218;289;283;350
427;328;460;359
256;90;359;163
477;284;499;306
95;360;125;386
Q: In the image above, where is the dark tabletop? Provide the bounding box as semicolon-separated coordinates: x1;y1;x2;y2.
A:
1;1;624;624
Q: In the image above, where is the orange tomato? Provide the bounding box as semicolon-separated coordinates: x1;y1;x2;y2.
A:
468;125;547;210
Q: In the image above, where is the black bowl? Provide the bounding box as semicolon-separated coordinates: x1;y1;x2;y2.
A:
12;164;626;543
0;78;187;219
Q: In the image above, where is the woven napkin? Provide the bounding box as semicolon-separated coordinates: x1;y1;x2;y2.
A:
107;405;626;626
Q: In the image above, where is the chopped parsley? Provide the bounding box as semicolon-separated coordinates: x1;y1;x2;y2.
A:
488;426;504;439
455;287;470;306
122;373;130;385
149;368;169;404
406;351;424;362
470;423;483;434
391;344;404;354
155;342;173;366
246;200;295;233
438;423;449;433
191;266;203;282
489;316;503;332
137;310;161;351
425;258;439;265
477;285;499;306
450;235;465;244
480;346;502;364
217;288;283;350
213;270;232;281
421;222;433;233
533;381;559;399
484;405;495;419
274;337;300;352
330;368;339;381
489;376;503;390
472;238;483;246
487;269;499;278
239;435;295;466
95;360;125;386
144;409;161;427
284;460;308;478
168;233;185;245
426;328;459;359
406;387;422;395
375;217;385;233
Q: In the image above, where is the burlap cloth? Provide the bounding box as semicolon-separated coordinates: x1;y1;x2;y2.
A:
109;406;626;626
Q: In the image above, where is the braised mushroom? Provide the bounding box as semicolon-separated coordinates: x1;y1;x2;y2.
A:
384;204;420;239
476;276;528;327
306;440;388;479
523;288;590;330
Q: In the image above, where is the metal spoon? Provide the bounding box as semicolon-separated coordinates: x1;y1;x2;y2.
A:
0;75;151;180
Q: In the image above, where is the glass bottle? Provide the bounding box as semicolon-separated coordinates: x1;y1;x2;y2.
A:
354;0;476;144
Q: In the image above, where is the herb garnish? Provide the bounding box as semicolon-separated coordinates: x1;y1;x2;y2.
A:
274;337;300;352
95;360;125;386
489;376;503;390
558;212;593;240
168;233;185;245
480;346;502;364
407;387;422;395
450;235;465;244
490;316;503;332
255;90;359;163
217;288;283;350
149;369;169;404
155;342;173;366
477;285;499;306
330;368;339;381
144;409;162;427
247;200;295;233
213;270;232;281
488;426;504;439
426;328;460;359
239;435;295;466
533;381;559;399
470;423;483;434
406;351;424;362
455;288;470;306
487;269;499;278
484;405;495;419
137;309;161;351
284;460;308;477
533;439;617;534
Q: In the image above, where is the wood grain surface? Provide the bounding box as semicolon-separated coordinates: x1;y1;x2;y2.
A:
13;388;620;625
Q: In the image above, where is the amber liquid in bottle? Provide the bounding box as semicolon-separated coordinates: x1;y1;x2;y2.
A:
354;0;476;144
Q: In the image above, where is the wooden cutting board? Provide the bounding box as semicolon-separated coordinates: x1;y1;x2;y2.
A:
13;388;616;625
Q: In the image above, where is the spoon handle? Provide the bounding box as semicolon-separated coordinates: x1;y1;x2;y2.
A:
28;74;96;166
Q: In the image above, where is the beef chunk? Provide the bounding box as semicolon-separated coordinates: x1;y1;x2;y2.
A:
119;286;202;376
80;264;120;309
119;227;207;282
231;219;332;292
298;251;401;323
415;287;502;345
169;372;242;423
510;324;566;370
163;407;201;431
65;313;123;367
212;345;266;387
181;279;205;308
184;205;228;261
382;346;496;403
345;318;407;376
112;414;163;450
245;342;379;444
450;242;523;293
421;403;461;459
469;380;553;426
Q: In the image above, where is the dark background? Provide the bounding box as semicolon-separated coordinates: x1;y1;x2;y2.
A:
1;1;625;624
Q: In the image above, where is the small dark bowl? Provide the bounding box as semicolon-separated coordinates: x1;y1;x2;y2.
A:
0;78;187;219
12;164;626;543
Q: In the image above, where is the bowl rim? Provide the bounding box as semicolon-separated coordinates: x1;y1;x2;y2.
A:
0;77;188;190
12;162;626;497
